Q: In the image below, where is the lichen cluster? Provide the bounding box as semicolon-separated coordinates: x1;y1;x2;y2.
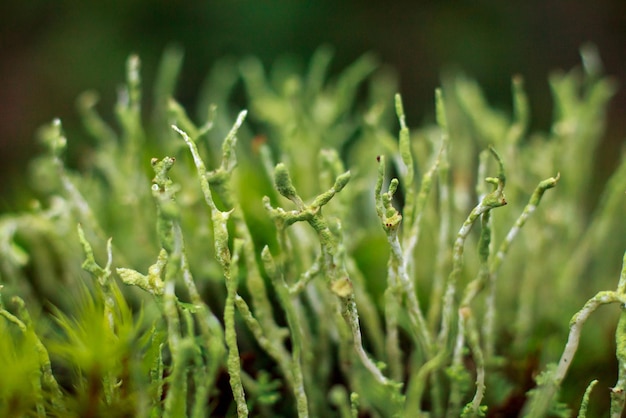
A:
0;45;624;417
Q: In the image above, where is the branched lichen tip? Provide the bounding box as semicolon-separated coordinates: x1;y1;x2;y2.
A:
274;163;298;201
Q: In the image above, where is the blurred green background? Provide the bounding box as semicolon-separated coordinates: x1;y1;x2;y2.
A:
1;0;625;208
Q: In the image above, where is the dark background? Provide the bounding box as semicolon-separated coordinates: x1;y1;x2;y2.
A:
1;0;625;208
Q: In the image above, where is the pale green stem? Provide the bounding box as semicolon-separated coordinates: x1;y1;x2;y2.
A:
388;227;432;355
485;173;559;359
448;210;492;417
267;161;396;390
115;55;144;152
173;125;251;415
225;240;248;418
199;113;297;393
233;295;294;387
76;225;118;404
428;89;451;332
77;224;116;330
149;328;165;418
288;255;322;295
162;257;186;418
396;130;444;362
405;349;449;416
490;174;560;273
465;314;486;417
376;155;432;360
175;119;306;412
611;251;626;418
383;270;402;381
342;295;393;387
147;163;197;418
261;247;309;418
40;119;109;246
172;125;218;212
523;289;626;417
438;148;507;350
178;235;225;418
395;94;415;227
577;380;598;418
447;310;469;418
175;117;280;339
611;310;626;418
